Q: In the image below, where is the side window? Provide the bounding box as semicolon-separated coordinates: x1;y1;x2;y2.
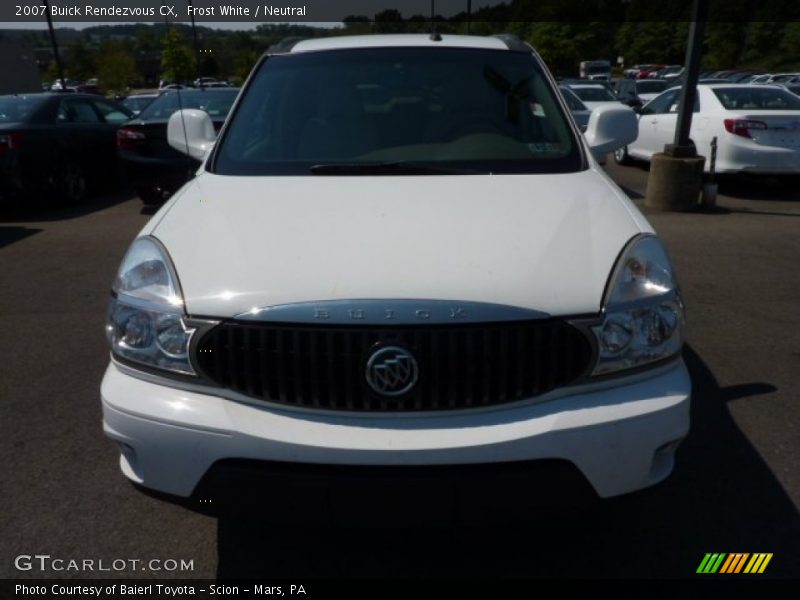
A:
668;94;701;113
92;99;132;124
57;99;102;123
641;90;679;115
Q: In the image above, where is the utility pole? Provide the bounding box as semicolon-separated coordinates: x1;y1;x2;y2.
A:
41;0;66;90
467;0;472;34
667;0;709;157
644;0;709;211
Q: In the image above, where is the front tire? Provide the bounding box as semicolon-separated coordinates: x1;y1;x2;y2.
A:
614;145;633;166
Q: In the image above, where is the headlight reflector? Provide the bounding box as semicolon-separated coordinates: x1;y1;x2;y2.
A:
592;235;685;375
106;237;195;375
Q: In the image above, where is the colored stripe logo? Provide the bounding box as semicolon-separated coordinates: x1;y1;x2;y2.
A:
697;553;773;574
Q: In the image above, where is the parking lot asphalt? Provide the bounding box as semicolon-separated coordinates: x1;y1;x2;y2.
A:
1;165;798;580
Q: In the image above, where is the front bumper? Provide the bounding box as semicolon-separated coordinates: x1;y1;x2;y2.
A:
101;359;691;499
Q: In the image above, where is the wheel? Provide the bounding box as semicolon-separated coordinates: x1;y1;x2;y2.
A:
58;161;88;204
614;145;632;166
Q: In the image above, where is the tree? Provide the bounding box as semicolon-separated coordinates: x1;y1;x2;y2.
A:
232;48;259;84
97;43;137;94
373;9;404;33
160;27;196;84
65;40;96;83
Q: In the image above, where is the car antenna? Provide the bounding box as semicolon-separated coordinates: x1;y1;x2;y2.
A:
429;0;441;41
161;3;193;179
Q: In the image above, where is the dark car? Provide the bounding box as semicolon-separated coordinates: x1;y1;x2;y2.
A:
117;88;238;205
0;93;132;203
121;92;160;116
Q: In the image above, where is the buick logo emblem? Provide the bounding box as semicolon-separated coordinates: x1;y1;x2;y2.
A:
365;346;419;397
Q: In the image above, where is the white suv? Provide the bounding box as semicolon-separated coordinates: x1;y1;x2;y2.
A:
102;34;689;503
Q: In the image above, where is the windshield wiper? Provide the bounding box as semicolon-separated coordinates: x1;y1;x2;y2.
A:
309;161;490;175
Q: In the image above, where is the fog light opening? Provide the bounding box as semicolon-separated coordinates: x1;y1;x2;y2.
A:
117;442;144;483
650;439;682;482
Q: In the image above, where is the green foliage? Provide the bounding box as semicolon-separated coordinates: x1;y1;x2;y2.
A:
160;27;196;84
65;40;95;82
97;43;137;94
32;10;800;89
43;60;62;84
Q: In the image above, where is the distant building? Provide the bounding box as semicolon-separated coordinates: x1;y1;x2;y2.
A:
0;35;41;94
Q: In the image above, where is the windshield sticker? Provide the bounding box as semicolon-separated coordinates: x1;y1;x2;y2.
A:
529;102;546;117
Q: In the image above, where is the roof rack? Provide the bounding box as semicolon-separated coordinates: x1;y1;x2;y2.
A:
492;33;529;52
268;37;305;54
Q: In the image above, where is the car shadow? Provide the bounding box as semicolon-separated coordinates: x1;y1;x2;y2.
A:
716;175;799;202
0;226;42;249
211;344;799;579
0;189;137;223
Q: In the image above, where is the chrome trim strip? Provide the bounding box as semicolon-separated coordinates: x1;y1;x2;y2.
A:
234;299;550;324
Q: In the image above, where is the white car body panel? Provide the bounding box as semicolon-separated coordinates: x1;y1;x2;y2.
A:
149;171;645;319
103;359;690;498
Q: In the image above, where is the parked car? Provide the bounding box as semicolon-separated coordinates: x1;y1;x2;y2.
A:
650;65;682;79
614;78;669;106
766;73;800;84
738;73;768;84
559;85;591;131
121;92;160;116
778;83;800;97
624;64;656;79
117;87;238;205
101;34;690;511
637;64;665;79
564;82;622;110
615;84;800;175
0;93;132;202
661;67;684;81
193;76;219;87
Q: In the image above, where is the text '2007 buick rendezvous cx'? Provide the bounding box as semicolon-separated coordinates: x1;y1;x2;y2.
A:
101;34;690;512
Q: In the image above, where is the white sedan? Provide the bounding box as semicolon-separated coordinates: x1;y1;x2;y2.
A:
566;83;621;111
615;84;800;174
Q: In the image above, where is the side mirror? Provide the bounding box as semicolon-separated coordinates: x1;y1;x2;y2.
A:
167;109;216;160
584;104;638;157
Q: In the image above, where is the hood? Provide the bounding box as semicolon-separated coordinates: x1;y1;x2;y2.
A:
148;170;646;318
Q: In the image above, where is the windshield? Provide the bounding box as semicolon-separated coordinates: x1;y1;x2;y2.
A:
123;96;157;113
571;86;616;102
136;89;238;121
212;47;582;175
713;87;800;110
0;96;48;123
636;80;668;94
587;65;609;75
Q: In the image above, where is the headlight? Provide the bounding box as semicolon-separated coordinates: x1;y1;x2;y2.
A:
105;236;195;375
591;235;685;375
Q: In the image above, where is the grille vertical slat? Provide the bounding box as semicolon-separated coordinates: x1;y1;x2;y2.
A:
196;320;592;412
